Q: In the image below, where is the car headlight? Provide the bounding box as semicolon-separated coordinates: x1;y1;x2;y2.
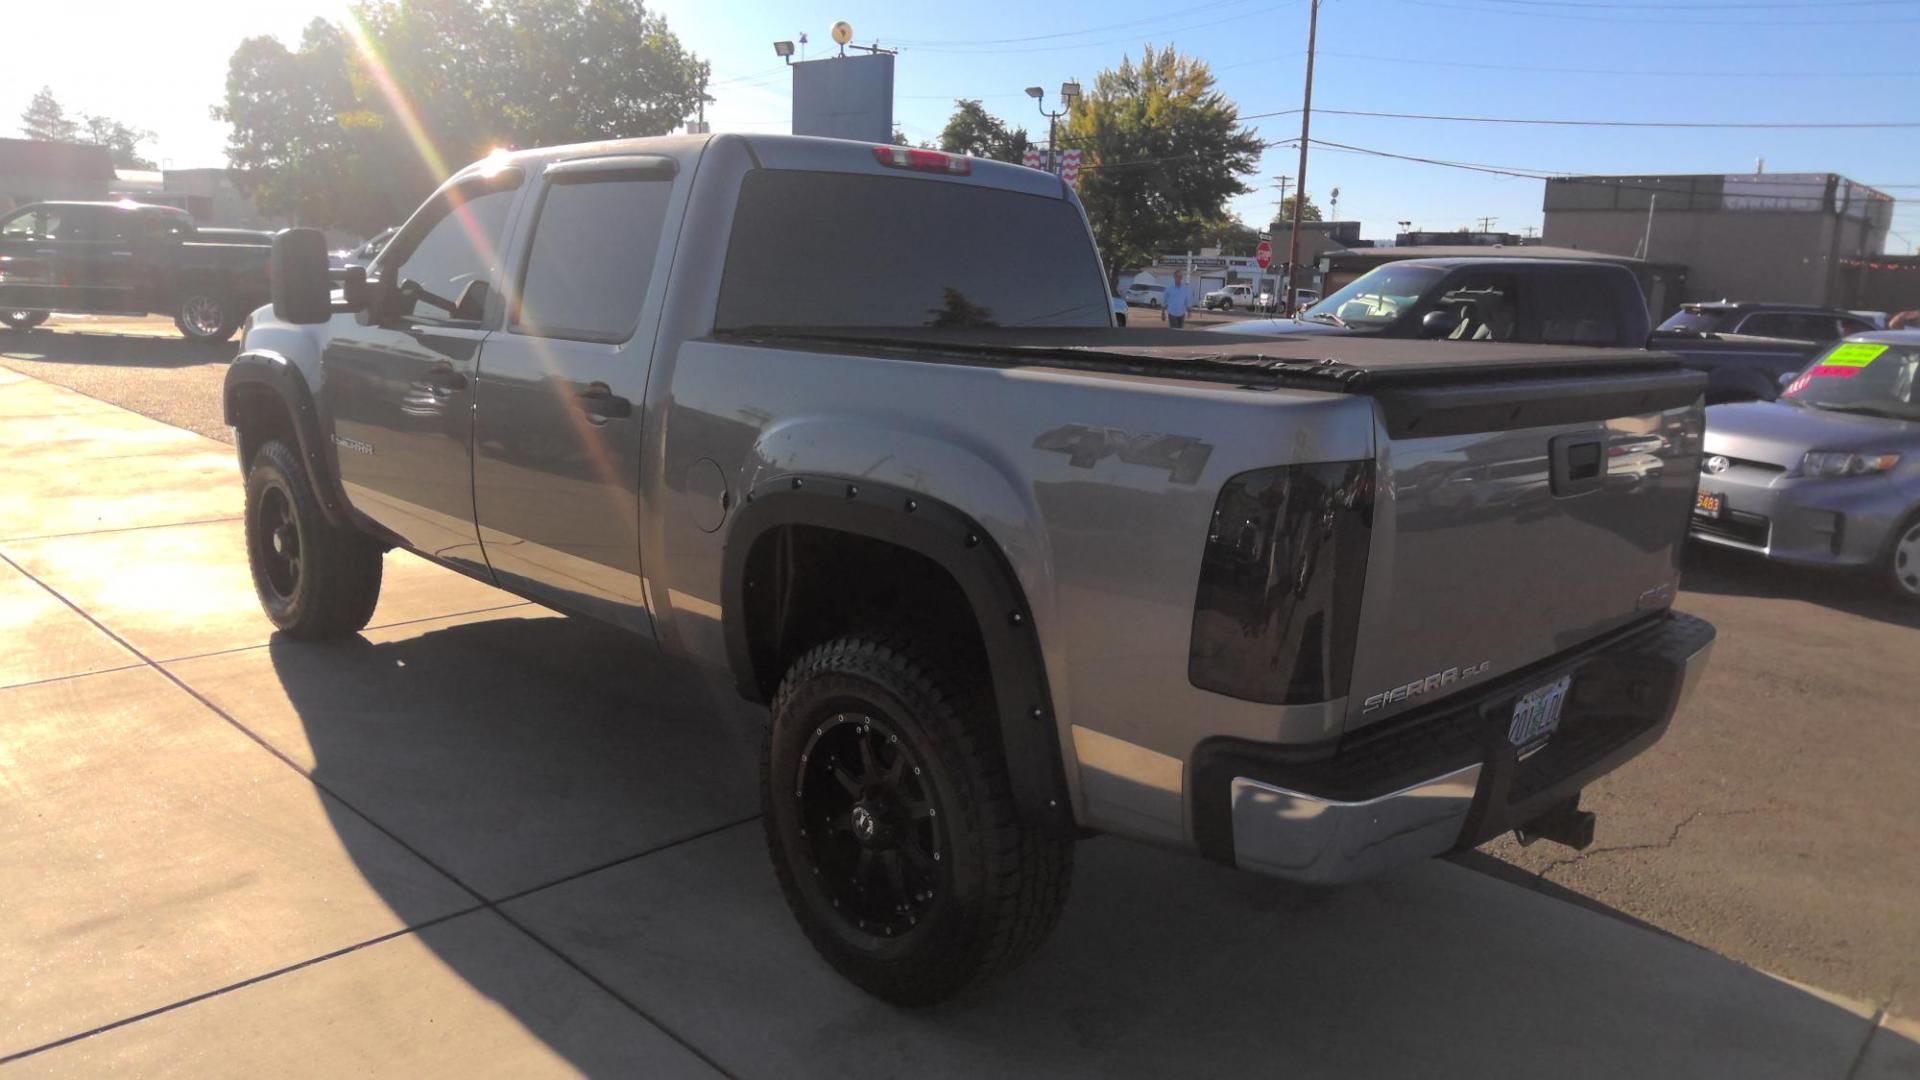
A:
1801;451;1900;478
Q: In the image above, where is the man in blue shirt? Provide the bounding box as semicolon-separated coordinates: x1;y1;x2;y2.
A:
1162;269;1191;328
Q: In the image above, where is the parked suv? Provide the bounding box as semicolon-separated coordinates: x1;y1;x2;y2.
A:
1657;301;1876;343
231;133;1713;1004
0;200;271;340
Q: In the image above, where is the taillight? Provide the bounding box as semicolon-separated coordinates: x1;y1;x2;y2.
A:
1188;461;1374;704
872;146;972;175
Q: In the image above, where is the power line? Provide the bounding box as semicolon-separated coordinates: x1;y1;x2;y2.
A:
1314;48;1920;79
1468;0;1917;8
900;2;1302;54
888;0;1269;47
1297;139;1916;207
1312;107;1920;130
1392;0;1920;24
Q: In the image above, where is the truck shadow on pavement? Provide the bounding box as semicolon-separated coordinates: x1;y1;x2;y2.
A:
264;612;1906;1079
0;326;238;368
1681;543;1920;630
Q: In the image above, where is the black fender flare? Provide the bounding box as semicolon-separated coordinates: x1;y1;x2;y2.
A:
720;475;1074;834
222;350;353;528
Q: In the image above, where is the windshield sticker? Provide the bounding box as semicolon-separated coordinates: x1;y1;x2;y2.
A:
1787;366;1860;395
1824;343;1888;368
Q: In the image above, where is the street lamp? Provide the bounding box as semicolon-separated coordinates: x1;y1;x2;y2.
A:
773;40;795;64
1028;81;1080;176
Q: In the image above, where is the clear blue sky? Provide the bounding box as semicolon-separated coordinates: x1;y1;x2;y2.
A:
7;0;1918;250
658;0;1920;251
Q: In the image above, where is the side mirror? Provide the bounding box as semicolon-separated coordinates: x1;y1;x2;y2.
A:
271;228;332;324
1778;371;1798;389
452;279;490;322
337;265;369;312
1420;309;1459;339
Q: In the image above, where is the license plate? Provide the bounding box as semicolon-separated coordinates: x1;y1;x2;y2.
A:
1694;490;1724;518
1508;675;1572;748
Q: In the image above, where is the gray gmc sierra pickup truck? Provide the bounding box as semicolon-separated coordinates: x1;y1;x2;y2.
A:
227;134;1715;1004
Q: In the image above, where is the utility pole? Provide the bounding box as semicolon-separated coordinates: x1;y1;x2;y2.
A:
1284;0;1321;315
1477;215;1496;233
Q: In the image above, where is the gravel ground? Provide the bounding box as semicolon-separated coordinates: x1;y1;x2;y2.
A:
0;316;237;443
5;321;1914;1016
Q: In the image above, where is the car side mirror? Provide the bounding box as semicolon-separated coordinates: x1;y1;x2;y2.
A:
335;265;369;312
1420;309;1459;339
453;279;490;322
271;228;333;325
1778;371;1798;389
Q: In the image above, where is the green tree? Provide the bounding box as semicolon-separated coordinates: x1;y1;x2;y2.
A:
1195;217;1260;256
217;0;708;232
1277;193;1322;223
937;99;1031;163
19;87;77;142
19;87;156;168
1063;45;1262;272
78;115;156;169
216;20;397;233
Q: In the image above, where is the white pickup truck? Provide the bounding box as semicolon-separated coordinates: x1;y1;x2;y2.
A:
1203;282;1254;311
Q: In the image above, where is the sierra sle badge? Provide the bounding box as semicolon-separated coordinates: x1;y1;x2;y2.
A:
1362;660;1493;713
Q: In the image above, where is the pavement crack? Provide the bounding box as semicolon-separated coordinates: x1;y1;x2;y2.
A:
1534;806;1769;881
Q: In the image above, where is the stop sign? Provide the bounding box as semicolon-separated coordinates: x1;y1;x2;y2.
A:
1256;240;1273;269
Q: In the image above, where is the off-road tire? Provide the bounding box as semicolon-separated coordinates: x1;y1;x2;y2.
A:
174;294;240;342
763;631;1074;1005
244;439;383;638
2;310;49;330
1885;511;1920;604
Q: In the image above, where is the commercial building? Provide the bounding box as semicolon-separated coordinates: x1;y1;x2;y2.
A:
1541;172;1894;309
111;167;282;228
0;138;115;212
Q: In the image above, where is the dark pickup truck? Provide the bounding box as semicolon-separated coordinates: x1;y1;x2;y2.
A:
0;200;271;341
1213;257;1832;403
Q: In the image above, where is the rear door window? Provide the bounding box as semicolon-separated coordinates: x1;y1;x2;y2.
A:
1738;312;1834;340
1530;274;1623;345
514;174;671;343
715;170;1108;330
1658;308;1731;334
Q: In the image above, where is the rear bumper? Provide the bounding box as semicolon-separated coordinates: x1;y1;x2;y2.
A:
1193;611;1715;885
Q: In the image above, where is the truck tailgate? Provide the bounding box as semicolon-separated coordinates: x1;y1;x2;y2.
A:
1343;370;1704;731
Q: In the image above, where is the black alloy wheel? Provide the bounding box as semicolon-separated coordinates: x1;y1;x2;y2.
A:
763;632;1074;1005
794;711;945;938
251;483;302;602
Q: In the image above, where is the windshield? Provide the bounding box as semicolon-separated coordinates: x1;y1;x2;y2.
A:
716;170;1109;331
1783;342;1920;421
1305;265;1446;327
1657;308;1733;335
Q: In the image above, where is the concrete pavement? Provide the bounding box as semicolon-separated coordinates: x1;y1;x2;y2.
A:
2;363;1915;1077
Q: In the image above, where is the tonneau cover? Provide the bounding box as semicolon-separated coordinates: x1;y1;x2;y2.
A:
714;326;1687;395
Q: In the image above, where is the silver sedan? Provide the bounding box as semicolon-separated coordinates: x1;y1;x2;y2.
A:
1692;331;1920;601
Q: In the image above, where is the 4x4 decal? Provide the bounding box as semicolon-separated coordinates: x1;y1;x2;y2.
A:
1031;424;1213;484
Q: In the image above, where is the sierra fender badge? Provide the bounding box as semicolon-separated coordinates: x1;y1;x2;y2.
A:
332;434;375;456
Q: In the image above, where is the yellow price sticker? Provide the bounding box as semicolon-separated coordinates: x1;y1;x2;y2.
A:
1824;343;1887;368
